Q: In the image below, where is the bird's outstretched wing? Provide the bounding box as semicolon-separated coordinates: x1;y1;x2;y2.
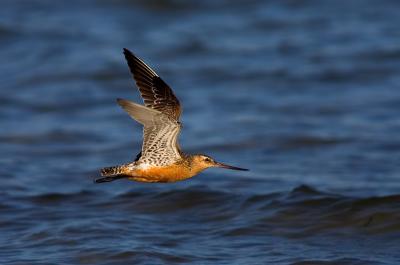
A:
117;99;182;165
123;48;181;121
120;49;183;164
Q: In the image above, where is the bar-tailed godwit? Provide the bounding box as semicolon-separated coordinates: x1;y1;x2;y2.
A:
95;48;248;183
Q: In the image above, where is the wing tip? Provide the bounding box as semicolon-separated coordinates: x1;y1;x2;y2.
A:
123;48;134;60
123;47;131;54
116;98;128;107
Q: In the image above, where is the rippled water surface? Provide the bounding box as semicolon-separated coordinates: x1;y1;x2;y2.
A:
1;0;400;264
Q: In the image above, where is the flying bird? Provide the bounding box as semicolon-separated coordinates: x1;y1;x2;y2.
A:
95;48;248;183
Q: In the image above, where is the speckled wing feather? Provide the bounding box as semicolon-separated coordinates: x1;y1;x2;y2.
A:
123;48;181;121
140;115;182;166
117;99;182;166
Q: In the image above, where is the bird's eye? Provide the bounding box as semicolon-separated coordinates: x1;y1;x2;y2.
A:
204;157;212;162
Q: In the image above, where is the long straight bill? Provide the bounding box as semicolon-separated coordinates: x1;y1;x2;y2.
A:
215;162;248;171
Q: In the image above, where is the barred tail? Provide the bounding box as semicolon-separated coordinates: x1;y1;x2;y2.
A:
101;165;128;176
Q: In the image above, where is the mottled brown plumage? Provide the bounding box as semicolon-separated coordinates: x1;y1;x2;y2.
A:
95;48;248;184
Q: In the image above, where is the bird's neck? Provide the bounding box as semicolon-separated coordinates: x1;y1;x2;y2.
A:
182;154;208;177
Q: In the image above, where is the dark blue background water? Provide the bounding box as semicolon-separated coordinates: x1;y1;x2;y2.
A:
1;0;400;264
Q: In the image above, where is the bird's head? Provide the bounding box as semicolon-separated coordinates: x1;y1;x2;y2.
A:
191;154;248;173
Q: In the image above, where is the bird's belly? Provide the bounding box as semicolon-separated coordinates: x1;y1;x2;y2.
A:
130;164;193;183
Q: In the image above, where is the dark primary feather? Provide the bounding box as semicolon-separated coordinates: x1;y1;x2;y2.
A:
123;48;181;121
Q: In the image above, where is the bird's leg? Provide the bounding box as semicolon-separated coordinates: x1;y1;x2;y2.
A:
94;175;129;184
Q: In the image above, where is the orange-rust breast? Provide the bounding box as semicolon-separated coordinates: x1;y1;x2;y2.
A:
130;163;194;183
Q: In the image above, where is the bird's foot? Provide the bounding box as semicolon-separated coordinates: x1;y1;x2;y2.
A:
94;175;129;184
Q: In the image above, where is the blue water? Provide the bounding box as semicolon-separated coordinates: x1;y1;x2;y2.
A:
1;0;400;264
